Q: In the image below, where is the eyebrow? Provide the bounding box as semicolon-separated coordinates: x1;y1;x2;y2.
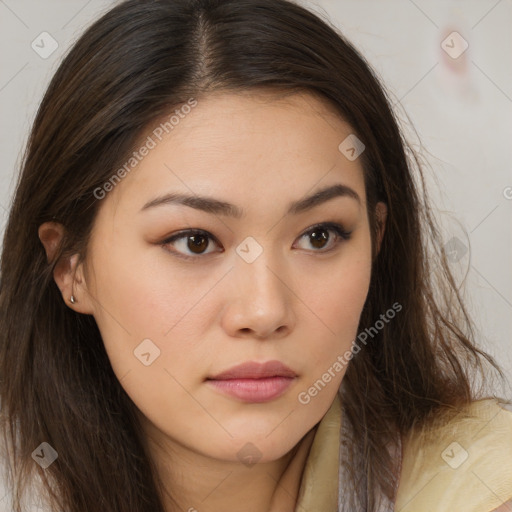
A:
139;183;360;218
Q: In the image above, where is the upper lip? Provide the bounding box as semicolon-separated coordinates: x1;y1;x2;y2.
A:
207;360;297;380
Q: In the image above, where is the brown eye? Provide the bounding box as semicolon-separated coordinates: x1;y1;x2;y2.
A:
295;223;351;252
161;223;351;261
187;233;209;254
308;228;330;249
161;230;220;259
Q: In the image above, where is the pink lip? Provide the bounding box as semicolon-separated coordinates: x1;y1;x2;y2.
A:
206;361;297;403
208;360;297;380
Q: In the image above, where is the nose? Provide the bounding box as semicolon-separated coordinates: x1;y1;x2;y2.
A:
220;253;296;340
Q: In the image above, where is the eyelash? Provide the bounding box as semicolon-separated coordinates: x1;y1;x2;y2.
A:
160;222;352;261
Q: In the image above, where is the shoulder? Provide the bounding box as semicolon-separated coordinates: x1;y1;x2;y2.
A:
395;398;512;512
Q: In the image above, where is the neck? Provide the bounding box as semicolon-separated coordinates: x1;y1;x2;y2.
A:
141;419;319;512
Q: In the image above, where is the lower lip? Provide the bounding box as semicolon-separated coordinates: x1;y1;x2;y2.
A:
206;376;295;403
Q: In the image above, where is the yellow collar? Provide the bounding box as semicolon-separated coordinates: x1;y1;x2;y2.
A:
296;394;341;511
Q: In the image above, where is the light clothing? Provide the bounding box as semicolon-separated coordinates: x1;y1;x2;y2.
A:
296;395;512;511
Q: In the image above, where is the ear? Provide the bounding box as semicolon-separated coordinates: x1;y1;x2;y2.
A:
38;222;95;314
374;202;387;255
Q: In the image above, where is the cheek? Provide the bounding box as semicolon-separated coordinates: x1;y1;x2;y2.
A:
90;237;213;339
85;240;220;403
297;249;372;374
87;246;215;441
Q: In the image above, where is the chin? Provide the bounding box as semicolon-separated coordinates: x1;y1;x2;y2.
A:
209;427;308;465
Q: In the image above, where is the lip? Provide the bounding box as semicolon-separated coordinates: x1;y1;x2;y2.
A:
206;360;297;403
208;360;297;380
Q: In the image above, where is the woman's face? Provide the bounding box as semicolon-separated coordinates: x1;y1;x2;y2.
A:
72;91;382;463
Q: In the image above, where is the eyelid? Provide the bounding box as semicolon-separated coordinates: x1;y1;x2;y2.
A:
160;222;351;260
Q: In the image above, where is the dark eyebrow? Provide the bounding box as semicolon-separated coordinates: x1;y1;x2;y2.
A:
139;183;360;218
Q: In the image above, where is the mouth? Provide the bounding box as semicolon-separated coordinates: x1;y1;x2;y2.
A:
205;360;297;403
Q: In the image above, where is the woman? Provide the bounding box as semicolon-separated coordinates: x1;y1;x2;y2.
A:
0;0;510;511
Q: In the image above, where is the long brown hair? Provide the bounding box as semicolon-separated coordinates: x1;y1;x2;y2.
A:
0;0;506;510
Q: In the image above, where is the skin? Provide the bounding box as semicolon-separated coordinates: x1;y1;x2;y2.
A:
39;90;386;512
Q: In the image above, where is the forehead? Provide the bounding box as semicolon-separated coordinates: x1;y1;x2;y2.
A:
102;90;367;219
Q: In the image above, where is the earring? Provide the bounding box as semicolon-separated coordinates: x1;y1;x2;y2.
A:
70;295;76;304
